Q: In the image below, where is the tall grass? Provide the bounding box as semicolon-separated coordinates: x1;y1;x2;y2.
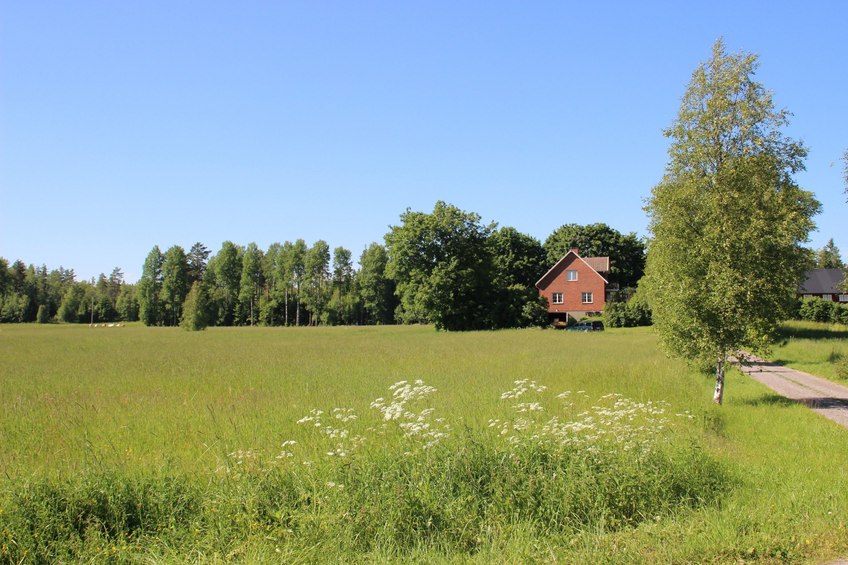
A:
1;324;848;562
772;320;848;381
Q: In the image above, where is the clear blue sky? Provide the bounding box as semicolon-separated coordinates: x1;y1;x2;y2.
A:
2;2;846;283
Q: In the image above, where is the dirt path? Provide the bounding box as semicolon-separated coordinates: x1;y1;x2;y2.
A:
737;353;848;428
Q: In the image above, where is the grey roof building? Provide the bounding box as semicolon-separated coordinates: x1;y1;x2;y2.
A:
799;268;846;300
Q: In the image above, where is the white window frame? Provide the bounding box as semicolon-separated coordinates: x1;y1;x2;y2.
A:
839;294;848;302
551;292;563;304
581;292;593;304
566;270;578;281
822;294;833;301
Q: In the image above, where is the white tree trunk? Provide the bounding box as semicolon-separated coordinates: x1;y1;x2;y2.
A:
713;356;726;405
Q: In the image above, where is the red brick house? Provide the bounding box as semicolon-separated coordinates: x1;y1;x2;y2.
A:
535;248;609;325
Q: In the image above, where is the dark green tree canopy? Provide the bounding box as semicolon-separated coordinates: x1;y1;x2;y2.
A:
385;201;498;331
490;227;547;288
358;243;396;325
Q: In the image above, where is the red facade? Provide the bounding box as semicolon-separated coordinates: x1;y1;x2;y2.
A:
535;250;608;322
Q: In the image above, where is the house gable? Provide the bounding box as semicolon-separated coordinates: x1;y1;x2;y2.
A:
536;250;609;318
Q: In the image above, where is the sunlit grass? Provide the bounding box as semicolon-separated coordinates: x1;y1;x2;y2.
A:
771;320;848;381
1;323;848;562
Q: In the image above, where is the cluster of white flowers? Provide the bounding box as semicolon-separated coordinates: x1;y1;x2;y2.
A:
513;402;544;413
499;379;547;400
371;380;438;421
371;380;449;449
496;384;678;451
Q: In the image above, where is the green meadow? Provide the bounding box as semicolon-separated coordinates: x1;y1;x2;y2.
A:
772;320;848;382
1;323;848;563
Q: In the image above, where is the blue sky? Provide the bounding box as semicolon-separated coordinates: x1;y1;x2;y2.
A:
2;1;846;282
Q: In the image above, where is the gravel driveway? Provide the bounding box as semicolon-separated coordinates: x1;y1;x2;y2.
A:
737;353;848;428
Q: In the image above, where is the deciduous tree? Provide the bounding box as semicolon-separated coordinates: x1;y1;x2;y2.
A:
238;242;264;326
161;245;189;326
385;201;497;331
181;281;210;331
359;243;396;325
138;246;164;326
643;40;820;404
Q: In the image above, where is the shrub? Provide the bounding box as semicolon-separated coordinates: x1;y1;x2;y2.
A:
605;300;652;328
835;303;848;326
798;297;838;323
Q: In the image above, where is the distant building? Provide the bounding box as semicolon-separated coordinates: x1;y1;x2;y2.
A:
798;268;847;302
535;248;609;325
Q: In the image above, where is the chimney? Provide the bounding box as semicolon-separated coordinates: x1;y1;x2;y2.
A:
569;247;580;256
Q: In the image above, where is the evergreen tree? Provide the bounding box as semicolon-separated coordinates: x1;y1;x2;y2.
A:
187;242;211;285
815;238;844;269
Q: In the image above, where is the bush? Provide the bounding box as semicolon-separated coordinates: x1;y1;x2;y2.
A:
798;297;838;323
605;300;652;328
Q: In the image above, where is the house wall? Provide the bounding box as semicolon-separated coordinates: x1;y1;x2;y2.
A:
537;255;606;318
799;293;848;303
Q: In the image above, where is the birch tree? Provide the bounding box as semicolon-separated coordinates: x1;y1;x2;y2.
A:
643;40;820;404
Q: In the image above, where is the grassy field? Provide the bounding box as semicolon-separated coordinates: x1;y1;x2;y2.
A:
770;320;848;382
1;323;848;562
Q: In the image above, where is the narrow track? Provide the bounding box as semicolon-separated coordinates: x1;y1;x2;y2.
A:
737;354;848;428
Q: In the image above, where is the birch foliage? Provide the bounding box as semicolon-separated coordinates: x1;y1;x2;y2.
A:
644;40;820;403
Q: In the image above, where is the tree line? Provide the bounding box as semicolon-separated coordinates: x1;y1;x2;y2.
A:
0;215;647;330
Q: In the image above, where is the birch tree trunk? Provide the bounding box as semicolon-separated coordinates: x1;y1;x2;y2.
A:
713;355;726;405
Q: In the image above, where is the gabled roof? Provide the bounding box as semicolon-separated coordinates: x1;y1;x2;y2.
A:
799;269;845;294
535;250;609;288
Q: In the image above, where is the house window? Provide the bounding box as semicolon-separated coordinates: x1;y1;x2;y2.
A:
822;294;833;301
566;270;578;281
551;292;563;304
840;295;848;302
581;292;593;304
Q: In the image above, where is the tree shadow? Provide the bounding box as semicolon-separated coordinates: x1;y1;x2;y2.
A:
742;393;848;411
798;397;848;410
777;325;848;340
741;393;800;408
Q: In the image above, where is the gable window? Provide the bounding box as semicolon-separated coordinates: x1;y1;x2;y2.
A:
551;292;563;304
581;292;593;304
566;270;578;281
